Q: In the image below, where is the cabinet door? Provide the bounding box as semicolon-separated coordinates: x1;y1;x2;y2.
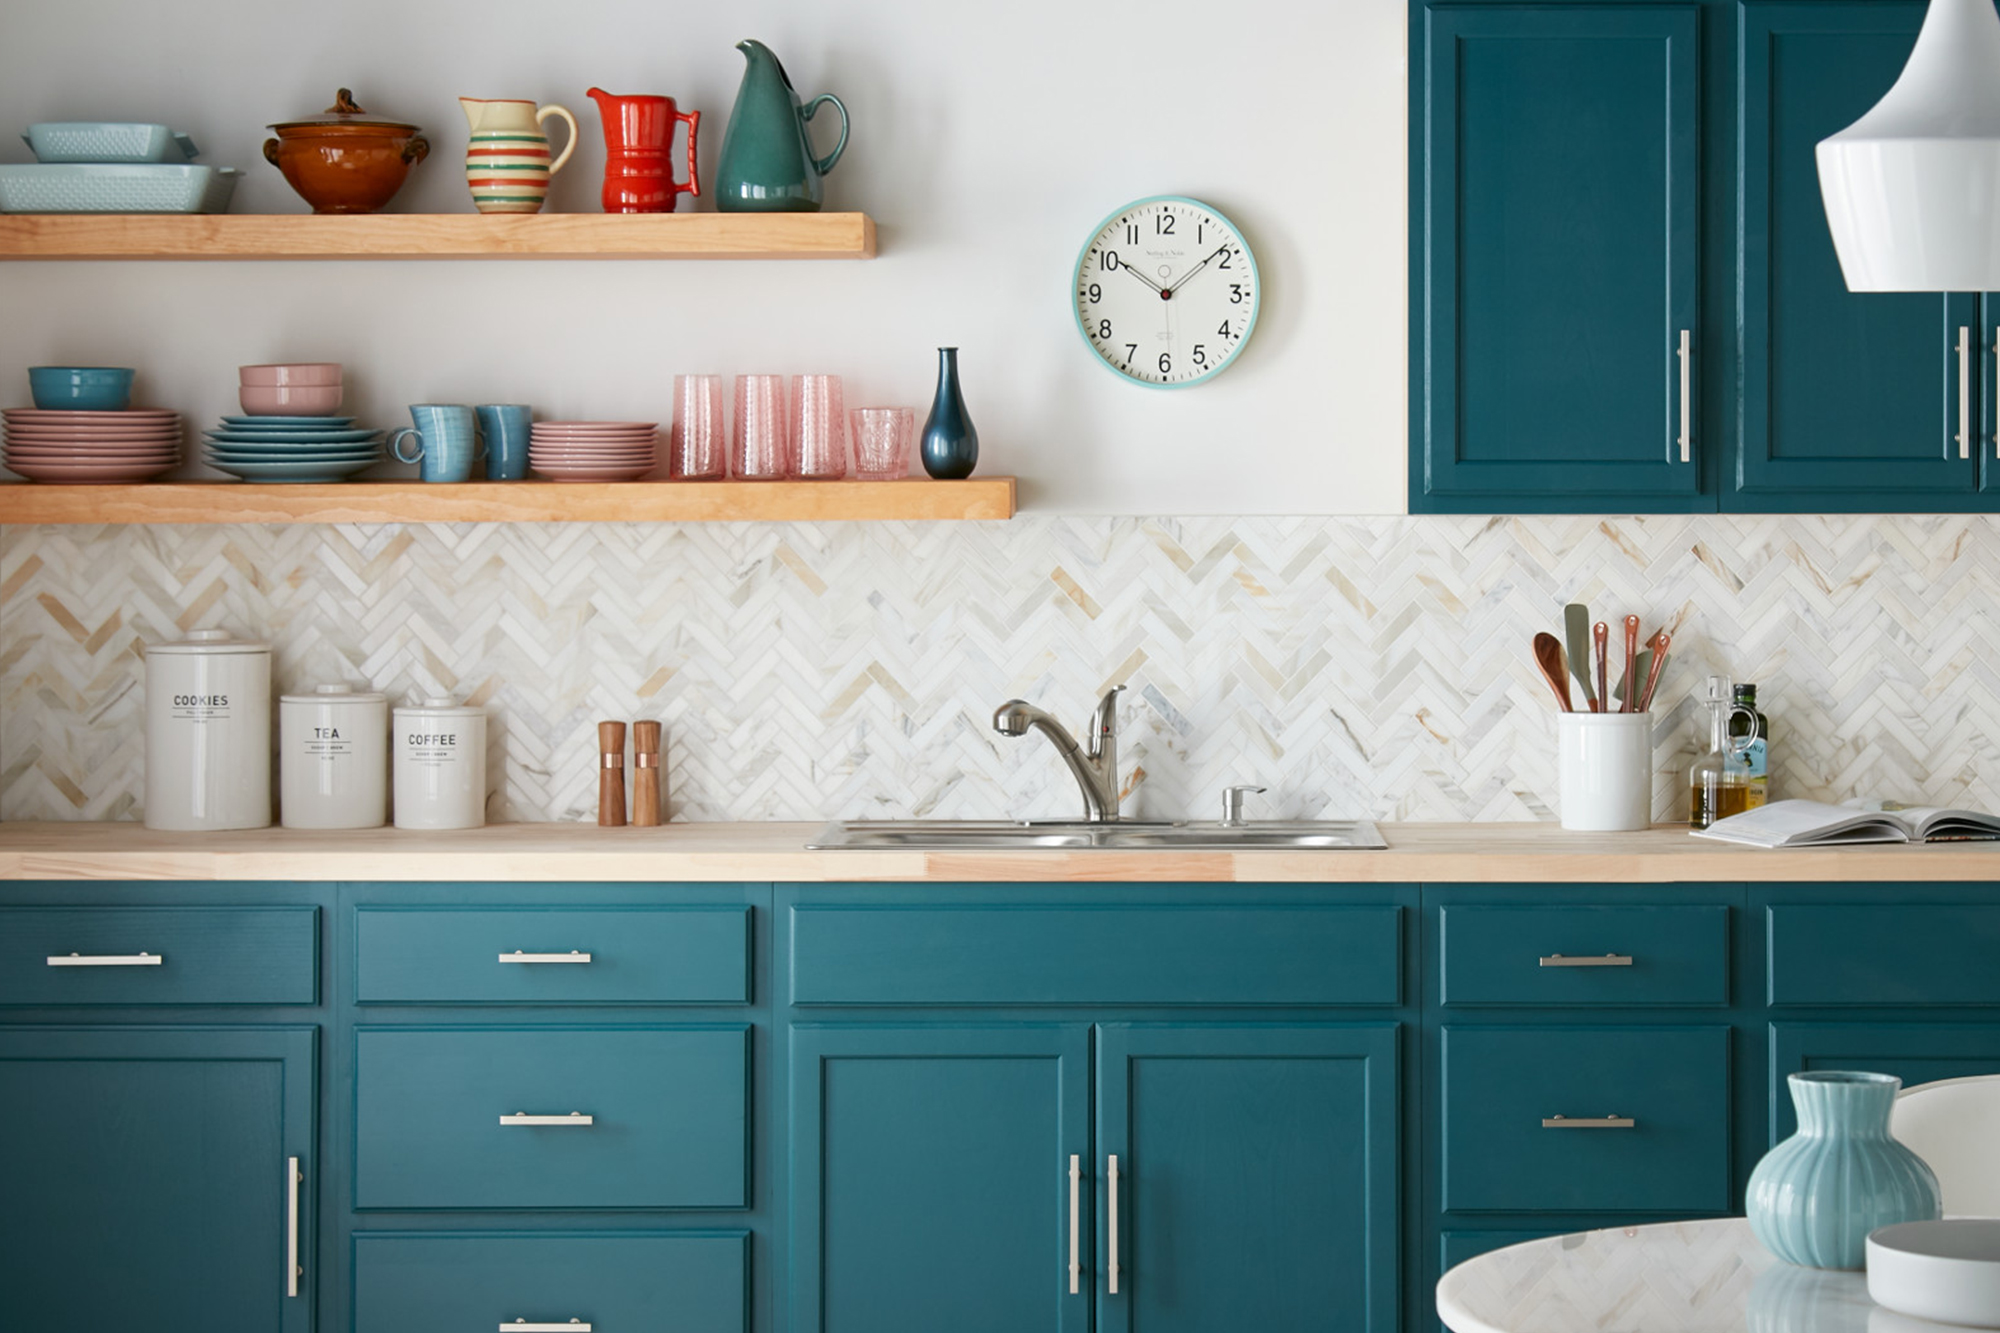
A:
790;1025;1090;1333
1735;2;1983;509
1769;1023;2000;1143
1413;3;1705;512
1096;1024;1399;1333
0;1026;316;1333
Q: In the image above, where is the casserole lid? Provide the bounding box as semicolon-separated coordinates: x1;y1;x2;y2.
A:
147;627;270;656
267;88;420;134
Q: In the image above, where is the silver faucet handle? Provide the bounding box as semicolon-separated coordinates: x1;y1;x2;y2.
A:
1220;785;1267;825
1087;684;1127;756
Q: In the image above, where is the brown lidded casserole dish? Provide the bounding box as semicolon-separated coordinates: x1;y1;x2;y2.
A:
264;88;428;215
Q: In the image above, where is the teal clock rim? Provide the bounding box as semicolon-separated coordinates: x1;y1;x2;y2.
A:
1070;194;1261;390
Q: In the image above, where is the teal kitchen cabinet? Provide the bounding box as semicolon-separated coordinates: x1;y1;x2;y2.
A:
0;1025;317;1333
1769;1023;2000;1142
1411;2;1706;513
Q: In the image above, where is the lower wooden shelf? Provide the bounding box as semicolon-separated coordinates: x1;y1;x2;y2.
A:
0;479;1016;525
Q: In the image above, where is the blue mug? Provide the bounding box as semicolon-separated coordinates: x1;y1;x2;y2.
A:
389;404;482;482
476;404;532;481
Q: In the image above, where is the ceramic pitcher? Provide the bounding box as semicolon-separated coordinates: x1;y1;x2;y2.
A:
460;98;577;215
586;88;700;213
715;39;849;213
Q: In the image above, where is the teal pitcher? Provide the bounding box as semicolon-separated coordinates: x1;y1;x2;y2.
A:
715;39;849;212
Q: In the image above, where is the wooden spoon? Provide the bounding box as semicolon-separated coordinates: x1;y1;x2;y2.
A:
1533;632;1573;711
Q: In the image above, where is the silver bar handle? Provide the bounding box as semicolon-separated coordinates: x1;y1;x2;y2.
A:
1068;1154;1081;1294
1677;329;1692;463
47;952;161;966
1542;1114;1636;1129
504;1323;592;1331
1538;953;1633;968
500;1112;595;1126
1107;1154;1121;1295
1959;326;1973;460
498;951;592;964
285;1156;302;1298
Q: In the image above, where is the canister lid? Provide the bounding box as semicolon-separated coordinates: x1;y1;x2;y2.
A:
280;682;387;706
146;628;271;655
393;694;484;717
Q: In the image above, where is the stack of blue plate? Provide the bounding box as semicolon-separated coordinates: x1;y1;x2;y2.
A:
201;415;384;482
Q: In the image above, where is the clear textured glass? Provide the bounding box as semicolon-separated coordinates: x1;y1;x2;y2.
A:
792;374;846;479
849;406;913;480
669;374;725;480
732;374;790;479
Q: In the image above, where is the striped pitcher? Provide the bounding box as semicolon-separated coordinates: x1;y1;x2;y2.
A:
460;98;578;214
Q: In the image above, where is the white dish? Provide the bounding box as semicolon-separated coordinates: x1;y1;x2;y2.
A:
1869;1220;2000;1327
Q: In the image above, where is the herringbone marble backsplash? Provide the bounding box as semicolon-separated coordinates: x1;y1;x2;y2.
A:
3;515;1995;825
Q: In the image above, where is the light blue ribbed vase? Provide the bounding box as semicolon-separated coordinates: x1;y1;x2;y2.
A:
1747;1071;1940;1270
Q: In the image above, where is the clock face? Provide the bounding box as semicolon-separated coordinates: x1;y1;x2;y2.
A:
1073;196;1259;388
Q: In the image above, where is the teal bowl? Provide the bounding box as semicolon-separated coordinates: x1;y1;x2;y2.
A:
29;366;134;411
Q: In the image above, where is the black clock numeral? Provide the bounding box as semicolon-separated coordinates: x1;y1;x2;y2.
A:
1098;319;1113;339
1197;223;1205;245
1217;321;1233;337
1156;213;1175;235
1124;343;1139;364
1230;284;1247;304
1193;344;1207;367
1086;283;1102;303
1101;250;1121;272
1218;250;1234;269
1125;223;1139;244
1158;353;1172;375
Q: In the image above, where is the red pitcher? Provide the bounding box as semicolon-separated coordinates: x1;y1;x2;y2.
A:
586;88;700;213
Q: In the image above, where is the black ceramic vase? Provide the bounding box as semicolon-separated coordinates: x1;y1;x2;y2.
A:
920;347;979;479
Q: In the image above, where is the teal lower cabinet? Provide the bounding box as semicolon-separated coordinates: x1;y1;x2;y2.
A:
1769;1024;2000;1142
0;1024;317;1333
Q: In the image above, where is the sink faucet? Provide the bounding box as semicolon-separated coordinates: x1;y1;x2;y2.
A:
993;685;1126;822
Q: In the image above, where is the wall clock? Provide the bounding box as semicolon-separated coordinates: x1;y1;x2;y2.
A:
1072;195;1260;387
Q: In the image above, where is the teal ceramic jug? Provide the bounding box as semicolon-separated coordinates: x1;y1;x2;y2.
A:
1746;1071;1940;1270
715;39;849;213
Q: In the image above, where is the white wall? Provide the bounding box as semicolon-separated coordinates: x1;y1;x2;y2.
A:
0;0;1408;514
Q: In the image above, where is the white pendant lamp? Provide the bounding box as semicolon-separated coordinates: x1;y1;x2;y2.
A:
1818;0;2000;292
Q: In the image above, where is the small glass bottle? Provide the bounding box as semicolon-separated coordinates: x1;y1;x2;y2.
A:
1730;683;1771;808
1690;675;1761;829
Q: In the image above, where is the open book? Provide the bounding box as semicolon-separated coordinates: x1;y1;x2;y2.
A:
1693;799;2000;848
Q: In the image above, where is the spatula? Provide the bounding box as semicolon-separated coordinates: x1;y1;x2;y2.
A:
1564;604;1596;711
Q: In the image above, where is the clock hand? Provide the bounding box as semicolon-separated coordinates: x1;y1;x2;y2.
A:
1164;246;1231;296
1118;263;1166;295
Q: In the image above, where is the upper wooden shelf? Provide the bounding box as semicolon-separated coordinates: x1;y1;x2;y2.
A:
0;212;877;261
0;479;1012;525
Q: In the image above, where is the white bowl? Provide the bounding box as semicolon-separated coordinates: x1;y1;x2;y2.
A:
1869;1220;2000;1327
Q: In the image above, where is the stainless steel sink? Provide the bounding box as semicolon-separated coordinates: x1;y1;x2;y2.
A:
807;819;1387;851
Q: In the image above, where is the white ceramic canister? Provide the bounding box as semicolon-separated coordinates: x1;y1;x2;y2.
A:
143;628;272;831
280;684;388;829
1556;711;1654;832
392;696;487;830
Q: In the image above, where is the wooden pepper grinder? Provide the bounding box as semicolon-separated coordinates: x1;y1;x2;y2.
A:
597;721;627;827
632;720;663;827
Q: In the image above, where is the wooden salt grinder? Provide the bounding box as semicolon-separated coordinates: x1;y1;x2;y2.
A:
632;721;663;827
598;721;627;827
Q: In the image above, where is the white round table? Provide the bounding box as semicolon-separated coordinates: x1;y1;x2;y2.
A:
1437;1217;1963;1333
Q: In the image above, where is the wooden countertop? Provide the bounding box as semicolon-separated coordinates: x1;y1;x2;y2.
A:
0;820;1995;882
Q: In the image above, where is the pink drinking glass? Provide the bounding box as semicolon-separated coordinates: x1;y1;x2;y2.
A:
669;374;725;480
849;406;914;479
732;374;790;479
792;374;846;479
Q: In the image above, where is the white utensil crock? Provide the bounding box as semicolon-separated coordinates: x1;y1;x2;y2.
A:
280;683;388;829
393;696;486;830
1557;711;1654;831
143;628;271;831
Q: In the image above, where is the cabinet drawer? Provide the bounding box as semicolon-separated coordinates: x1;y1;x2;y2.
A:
354;1026;747;1210
355;906;749;1004
0;906;317;1006
1441;1025;1731;1214
353;1230;746;1333
789;902;1401;1006
1439;905;1728;1006
1769;905;2000;1006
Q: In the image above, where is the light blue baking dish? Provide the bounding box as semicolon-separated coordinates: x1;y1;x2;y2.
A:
0;164;239;213
23;123;198;163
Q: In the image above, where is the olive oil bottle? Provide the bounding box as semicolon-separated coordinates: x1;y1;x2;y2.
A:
1690;674;1761;829
1730;683;1771;808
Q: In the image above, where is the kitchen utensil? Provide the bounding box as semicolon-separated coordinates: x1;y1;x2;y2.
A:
715;38;847;213
920;347;979;479
792;374;846;479
264;89;428;215
24;122;198;164
1532;632;1573;711
1868;1221;2000;1327
586;88;700;213
239;363;341;387
143;629;271;831
633;720;662;826
1592;621;1609;714
240;383;344;416
393;697;486;830
476;405;533;480
669;374;726;479
733;374;790;478
1637;632;1672;713
1564;603;1594;710
0;163;240;214
460;97;577;214
850;406;913;479
29;367;134;411
1622;615;1641;713
390;405;481;482
598;720;627;827
280;683;388;830
1557;711;1652;831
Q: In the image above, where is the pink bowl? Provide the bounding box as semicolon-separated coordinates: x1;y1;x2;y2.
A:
240;384;345;416
239;363;343;387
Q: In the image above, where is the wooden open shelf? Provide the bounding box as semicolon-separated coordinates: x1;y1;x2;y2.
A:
0;212;877;261
0;479;1013;525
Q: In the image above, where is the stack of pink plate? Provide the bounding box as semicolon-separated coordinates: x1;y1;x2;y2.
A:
3;408;182;483
528;421;658;482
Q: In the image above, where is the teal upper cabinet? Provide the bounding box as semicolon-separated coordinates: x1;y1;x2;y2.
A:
1734;2;1990;509
1413;3;1705;513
